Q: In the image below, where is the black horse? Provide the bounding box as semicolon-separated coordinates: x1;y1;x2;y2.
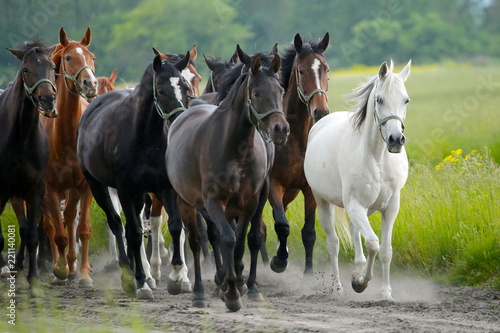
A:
77;53;191;299
201;51;238;95
0;41;58;297
166;45;289;311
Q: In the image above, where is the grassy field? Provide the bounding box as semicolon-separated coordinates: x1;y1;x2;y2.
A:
1;64;499;288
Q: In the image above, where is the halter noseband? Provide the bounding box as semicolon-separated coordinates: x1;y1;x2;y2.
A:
60;54;95;99
245;72;284;143
22;71;57;113
373;96;405;142
295;62;328;117
152;70;186;122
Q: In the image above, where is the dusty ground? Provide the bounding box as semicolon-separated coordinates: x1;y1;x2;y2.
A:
1;256;499;333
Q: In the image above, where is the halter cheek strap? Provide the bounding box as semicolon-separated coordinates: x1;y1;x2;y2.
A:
373;99;405;142
296;66;328;117
209;71;216;92
60;57;95;98
153;71;186;123
245;73;284;143
22;71;57;115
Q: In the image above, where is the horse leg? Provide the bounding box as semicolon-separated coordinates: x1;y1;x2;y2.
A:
44;191;69;280
302;186;317;276
346;205;379;294
198;213;213;270
25;184;45;297
75;186;93;288
379;193;400;301
11;197;27;271
316;196;344;296
138;203;156;289
0;198;10;276
85;173;132;293
119;192;152;299
268;181;289;273
200;209;224;286
64;189;80;279
106;187;123;269
206;198;241;312
247;178;269;301
37;221;51;274
157;188;190;295
149;196;163;282
259;220;269;265
177;197;206;308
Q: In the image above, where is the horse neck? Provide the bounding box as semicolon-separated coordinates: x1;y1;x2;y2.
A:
222;77;256;152
133;83;165;142
53;72;84;144
283;70;314;144
360;92;387;161
4;73;41;136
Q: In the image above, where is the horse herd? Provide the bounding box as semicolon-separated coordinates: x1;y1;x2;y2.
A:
0;26;412;312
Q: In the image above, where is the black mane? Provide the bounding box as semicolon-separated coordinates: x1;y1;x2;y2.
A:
215;51;274;104
280;39;325;92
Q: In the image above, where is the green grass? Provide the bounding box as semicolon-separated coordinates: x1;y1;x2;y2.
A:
1;64;500;288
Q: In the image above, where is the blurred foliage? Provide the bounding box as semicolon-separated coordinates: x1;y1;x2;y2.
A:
1;0;500;84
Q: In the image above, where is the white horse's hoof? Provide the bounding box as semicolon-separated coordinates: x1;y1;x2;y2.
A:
136;285;154;300
146;277;157;290
351;275;368;293
167;278;182;295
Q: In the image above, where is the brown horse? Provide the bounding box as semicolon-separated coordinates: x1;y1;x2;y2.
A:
268;33;330;275
41;27;97;287
97;69;117;95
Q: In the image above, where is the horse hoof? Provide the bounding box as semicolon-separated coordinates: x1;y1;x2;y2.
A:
53;268;69;280
181;280;192;293
238;283;248;297
121;272;136;295
136;286;154;300
270;256;287;273
218;288;225;302
167;278;182;295
214;273;223;286
68;271;78;281
146;278;157;290
224;295;242;312
51;277;67;285
29;287;45;298
79;278;94;289
192;298;207;308
248;289;264;302
351;276;368;293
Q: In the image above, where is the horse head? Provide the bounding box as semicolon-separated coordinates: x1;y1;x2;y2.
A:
97;69;117;95
8;41;58;117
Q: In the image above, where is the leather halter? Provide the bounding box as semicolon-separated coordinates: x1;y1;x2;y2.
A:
373;95;405;142
22;71;57;115
152;70;186;122
245;72;284;143
295;61;327;117
60;53;95;98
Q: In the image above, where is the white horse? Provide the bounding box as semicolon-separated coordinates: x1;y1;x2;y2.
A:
304;60;411;301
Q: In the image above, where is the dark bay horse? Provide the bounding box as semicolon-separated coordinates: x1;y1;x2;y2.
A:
77;53;191;299
166;45;288;311
0;41;57;297
202;51;238;94
268;33;330;275
41;27;98;287
97;69;117;95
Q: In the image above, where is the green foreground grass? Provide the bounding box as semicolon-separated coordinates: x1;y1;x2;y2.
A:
1;64;499;289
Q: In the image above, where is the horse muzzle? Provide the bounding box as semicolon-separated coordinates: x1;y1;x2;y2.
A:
387;133;406;153
38;94;58;118
313;108;329;123
269;121;290;146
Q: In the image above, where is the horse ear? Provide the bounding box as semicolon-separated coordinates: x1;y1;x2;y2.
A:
80;27;91;46
236;44;251;67
189;44;197;61
271;54;281;74
251;55;262;74
7;48;24;60
270;42;278;56
46;45;57;56
230;49;239;65
399;59;411;82
110;69;117;84
294;33;302;54
378;61;388;79
152;47;170;60
153;55;163;73
203;54;216;71
317;32;330;53
174;51;190;71
59;27;69;47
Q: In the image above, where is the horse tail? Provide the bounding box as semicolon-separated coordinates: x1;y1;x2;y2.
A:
334;206;353;251
39;193;60;226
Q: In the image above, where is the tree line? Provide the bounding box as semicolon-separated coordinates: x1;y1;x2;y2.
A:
1;0;499;85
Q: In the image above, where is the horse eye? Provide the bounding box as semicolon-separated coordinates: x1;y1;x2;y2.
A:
92;57;96;61
23;68;28;73
253;91;259;97
299;70;304;75
65;55;71;61
376;97;383;104
405;98;410;104
52;66;56;71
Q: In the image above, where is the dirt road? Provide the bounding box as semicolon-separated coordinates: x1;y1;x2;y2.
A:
2;258;499;332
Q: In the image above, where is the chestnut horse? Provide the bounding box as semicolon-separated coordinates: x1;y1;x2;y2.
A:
0;41;57;296
42;27;98;287
268;33;330;275
97;69;117;95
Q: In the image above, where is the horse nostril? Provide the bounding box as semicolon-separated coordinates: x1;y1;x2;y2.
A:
388;135;395;145
400;135;406;145
274;124;282;134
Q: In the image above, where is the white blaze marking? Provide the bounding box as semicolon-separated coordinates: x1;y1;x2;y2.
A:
76;47;96;82
170;77;184;107
181;68;195;86
312;58;321;89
